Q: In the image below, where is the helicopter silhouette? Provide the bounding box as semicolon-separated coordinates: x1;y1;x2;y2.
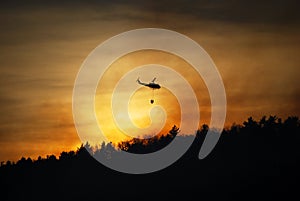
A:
136;77;161;104
136;77;161;89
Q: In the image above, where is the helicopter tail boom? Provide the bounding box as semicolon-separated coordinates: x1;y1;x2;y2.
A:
136;77;147;86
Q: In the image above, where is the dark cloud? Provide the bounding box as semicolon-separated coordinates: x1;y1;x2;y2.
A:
1;0;299;25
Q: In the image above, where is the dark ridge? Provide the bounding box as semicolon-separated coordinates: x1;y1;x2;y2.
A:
0;115;299;200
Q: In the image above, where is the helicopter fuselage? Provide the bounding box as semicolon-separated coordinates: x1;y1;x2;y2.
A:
146;83;161;89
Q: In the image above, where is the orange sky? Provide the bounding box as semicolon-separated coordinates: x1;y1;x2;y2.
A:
0;0;299;162
94;50;209;144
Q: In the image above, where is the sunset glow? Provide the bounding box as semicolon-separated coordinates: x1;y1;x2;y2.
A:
94;50;209;144
0;1;299;162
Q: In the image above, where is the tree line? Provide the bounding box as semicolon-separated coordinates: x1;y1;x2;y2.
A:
0;115;299;200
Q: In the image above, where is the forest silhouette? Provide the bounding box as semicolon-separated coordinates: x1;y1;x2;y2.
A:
0;116;299;200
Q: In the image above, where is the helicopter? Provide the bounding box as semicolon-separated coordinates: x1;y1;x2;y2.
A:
136;77;161;104
136;77;161;89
